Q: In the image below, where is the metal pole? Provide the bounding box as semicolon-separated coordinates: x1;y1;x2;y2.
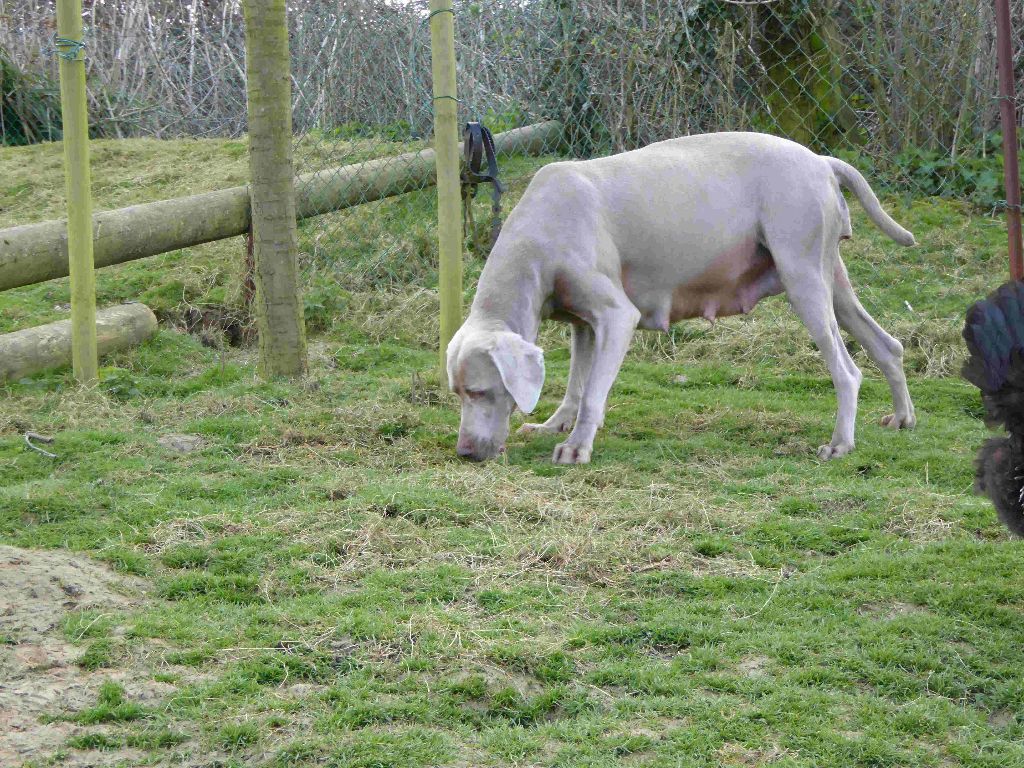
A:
55;0;98;384
428;0;463;374
995;0;1023;281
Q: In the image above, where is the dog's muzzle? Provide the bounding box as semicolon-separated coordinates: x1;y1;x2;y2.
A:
457;437;504;462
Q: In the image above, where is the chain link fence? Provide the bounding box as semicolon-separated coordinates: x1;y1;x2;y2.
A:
280;0;1023;362
2;0;1022;361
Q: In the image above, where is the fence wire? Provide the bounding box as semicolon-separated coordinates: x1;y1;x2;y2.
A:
282;0;1023;339
2;0;1022;357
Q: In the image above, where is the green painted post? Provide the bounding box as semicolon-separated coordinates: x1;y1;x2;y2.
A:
55;0;97;384
428;0;463;376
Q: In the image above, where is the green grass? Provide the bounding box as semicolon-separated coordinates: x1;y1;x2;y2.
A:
1;136;1022;767
68;681;151;725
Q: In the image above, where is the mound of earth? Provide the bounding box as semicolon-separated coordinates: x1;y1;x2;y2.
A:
0;545;158;766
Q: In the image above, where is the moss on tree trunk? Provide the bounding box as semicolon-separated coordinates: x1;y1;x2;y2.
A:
758;3;854;149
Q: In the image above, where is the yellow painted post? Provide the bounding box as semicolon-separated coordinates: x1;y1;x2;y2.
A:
428;0;462;374
55;0;97;384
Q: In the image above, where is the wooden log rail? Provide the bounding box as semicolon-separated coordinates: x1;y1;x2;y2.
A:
0;121;563;293
0;303;158;383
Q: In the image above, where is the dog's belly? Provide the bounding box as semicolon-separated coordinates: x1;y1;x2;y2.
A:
624;242;783;331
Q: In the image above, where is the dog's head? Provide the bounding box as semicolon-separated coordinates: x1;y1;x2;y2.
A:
446;324;545;461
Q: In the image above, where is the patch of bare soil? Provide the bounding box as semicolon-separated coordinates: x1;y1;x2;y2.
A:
0;545;164;767
170;305;253;349
717;741;793;766
736;655;771;678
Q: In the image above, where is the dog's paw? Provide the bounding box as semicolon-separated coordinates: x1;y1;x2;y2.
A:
518;417;573;436
880;412;916;430
817;442;853;461
552;442;592;465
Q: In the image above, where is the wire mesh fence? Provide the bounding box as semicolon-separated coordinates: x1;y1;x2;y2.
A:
2;0;1022;357
281;0;1023;349
5;1;1020;174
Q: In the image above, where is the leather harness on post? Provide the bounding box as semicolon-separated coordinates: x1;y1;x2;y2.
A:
461;121;504;250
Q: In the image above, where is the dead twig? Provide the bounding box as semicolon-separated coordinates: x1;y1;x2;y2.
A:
24;431;57;459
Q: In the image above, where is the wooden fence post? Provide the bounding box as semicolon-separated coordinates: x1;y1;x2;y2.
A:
242;0;307;378
428;0;463;375
994;0;1023;281
55;0;97;384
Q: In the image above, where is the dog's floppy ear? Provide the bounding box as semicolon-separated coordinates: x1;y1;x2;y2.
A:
445;327;464;391
489;332;545;414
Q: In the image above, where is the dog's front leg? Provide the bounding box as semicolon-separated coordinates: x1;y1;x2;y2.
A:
552;286;639;465
519;323;595;436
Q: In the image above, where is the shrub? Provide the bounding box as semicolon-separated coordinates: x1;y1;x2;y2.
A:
0;45;62;146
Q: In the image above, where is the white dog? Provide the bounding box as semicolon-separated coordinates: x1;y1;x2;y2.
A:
447;132;916;464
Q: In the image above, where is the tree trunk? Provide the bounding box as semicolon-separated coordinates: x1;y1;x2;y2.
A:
759;2;851;150
242;0;306;378
553;0;598;158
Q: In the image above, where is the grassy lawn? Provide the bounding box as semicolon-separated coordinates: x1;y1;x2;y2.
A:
1;137;1022;767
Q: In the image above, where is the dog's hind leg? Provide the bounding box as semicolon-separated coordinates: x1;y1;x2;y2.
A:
519;322;595;435
771;240;863;460
832;258;916;430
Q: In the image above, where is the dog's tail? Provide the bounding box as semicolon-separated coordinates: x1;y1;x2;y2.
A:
826;157;916;246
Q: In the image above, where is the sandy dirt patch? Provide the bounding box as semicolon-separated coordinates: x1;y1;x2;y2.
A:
0;545;159;767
